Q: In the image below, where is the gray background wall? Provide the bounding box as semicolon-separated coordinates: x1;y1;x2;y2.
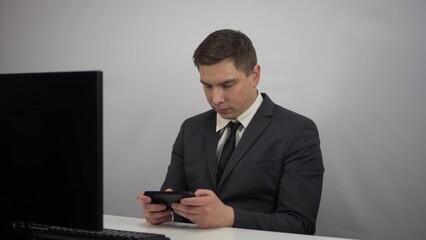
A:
1;1;425;239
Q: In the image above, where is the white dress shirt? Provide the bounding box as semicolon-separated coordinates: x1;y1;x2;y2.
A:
216;92;263;162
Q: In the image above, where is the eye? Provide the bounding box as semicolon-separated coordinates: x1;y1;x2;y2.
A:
222;82;235;89
203;84;212;89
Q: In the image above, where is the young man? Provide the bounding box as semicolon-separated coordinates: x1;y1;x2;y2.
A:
138;29;324;234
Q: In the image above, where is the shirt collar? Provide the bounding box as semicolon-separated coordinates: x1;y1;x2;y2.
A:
216;91;264;132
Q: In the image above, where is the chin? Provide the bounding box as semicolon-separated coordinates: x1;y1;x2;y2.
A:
219;113;237;120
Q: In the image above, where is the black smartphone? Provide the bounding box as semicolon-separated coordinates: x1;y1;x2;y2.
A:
144;191;195;209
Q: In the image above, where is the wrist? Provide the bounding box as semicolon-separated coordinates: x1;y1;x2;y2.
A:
224;206;235;227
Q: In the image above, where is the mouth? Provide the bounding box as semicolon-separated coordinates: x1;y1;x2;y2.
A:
216;108;232;114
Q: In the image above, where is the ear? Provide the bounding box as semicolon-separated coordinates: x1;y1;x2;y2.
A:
251;64;261;87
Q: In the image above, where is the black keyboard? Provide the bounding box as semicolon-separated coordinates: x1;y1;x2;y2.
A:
27;223;170;240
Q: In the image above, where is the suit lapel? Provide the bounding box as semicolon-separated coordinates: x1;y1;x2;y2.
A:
205;116;220;187
217;94;274;188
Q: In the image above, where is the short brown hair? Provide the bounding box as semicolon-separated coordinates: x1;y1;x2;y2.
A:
193;29;257;76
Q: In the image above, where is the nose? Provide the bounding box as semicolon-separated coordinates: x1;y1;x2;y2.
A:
212;87;225;105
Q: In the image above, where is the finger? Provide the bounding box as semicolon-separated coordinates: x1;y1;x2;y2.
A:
137;193;152;203
180;192;213;206
172;208;196;220
172;208;203;227
171;203;201;215
180;196;203;206
143;203;167;212
146;210;173;225
147;209;172;219
194;189;214;197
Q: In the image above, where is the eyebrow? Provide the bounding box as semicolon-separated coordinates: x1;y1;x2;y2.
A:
200;79;237;86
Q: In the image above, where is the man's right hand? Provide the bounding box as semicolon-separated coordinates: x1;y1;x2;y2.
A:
137;189;173;225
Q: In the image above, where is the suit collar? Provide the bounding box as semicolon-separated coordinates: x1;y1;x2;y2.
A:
258;93;274;117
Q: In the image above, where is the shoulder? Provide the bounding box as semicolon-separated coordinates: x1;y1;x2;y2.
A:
260;93;317;127
177;109;216;133
275;105;315;125
184;109;216;124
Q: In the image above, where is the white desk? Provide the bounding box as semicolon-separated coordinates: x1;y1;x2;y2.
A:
104;215;350;240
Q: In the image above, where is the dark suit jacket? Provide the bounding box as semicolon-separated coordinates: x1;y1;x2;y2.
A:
161;93;324;234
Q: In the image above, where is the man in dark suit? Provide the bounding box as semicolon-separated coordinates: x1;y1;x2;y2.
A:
138;29;324;235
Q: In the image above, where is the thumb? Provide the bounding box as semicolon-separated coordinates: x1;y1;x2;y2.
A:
194;189;214;197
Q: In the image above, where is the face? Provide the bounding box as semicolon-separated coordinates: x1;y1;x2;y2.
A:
199;58;260;120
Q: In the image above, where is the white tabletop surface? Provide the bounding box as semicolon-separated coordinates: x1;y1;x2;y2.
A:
104;215;351;240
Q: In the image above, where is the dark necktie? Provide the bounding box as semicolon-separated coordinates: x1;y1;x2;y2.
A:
217;121;241;184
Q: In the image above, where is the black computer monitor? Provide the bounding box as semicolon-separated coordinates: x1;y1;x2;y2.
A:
0;71;103;240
